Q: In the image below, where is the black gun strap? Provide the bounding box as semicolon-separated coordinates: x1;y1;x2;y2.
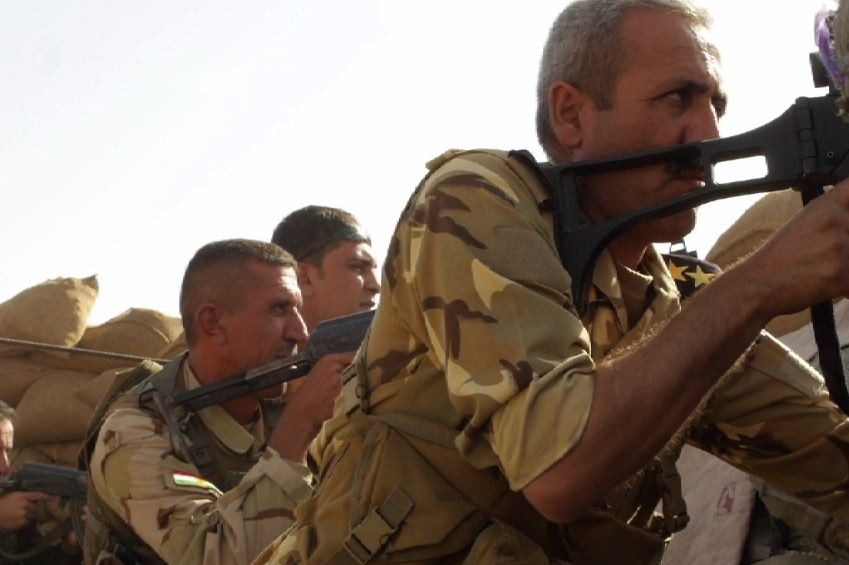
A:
800;187;849;414
810;302;849;412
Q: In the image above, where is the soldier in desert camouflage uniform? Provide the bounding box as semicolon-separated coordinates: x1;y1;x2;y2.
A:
254;2;849;564
85;239;354;565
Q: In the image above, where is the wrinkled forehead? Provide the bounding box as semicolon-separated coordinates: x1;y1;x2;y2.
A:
695;23;723;81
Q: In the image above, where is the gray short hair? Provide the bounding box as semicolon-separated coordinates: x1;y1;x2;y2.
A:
535;0;714;160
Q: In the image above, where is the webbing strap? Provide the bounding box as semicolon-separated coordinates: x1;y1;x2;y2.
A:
371;412;457;449
140;363;226;489
657;458;689;536
342;330;373;415
759;483;849;559
326;488;414;565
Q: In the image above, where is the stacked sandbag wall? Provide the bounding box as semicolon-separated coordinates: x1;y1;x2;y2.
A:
0;275;186;469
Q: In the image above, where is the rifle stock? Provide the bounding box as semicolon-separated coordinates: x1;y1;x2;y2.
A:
513;85;849;413
532;91;849;312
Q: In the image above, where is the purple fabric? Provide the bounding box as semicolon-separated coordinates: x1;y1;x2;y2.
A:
815;7;845;85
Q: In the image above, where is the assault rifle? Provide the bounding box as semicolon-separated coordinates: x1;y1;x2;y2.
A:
171;309;374;411
522;53;849;411
0;462;88;550
0;461;87;500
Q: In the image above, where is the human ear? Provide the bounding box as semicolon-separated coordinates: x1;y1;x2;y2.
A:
550;82;586;150
297;262;316;297
197;303;227;344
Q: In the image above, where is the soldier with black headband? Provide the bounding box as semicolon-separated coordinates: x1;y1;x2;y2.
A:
271;205;379;333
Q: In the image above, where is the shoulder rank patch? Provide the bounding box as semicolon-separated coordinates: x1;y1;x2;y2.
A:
663;252;722;299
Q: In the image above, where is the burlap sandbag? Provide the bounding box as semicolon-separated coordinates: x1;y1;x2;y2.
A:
706;190;810;337
0;356;67;406
73;366;134;412
10;440;83;469
159;330;187;360
30;307;182;373
14;369;98;448
0;275;98;357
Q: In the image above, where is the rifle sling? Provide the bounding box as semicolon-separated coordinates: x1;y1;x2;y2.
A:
801;187;849;414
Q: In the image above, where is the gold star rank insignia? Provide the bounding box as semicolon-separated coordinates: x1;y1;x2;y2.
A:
667;259;688;282
662;252;722;299
687;265;717;287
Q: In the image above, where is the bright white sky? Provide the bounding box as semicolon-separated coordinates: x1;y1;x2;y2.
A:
0;0;835;324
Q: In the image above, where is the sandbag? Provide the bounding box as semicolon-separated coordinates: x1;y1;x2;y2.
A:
11;441;83;469
159;330;187;360
73;367;134;411
30;307;182;373
0;357;65;406
0;275;98;357
14;370;98;448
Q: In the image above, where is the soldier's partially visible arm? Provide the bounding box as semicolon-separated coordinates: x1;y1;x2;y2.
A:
89;407;311;565
689;332;849;523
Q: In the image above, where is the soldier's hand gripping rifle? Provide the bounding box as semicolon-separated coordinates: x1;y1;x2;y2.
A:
0;461;87;500
512;10;849;412
0;462;88;551
171;309;374;411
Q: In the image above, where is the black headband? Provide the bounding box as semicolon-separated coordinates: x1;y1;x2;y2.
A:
295;225;371;262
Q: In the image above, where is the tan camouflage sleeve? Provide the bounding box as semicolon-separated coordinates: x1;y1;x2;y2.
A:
690;332;849;521
89;406;311;565
392;150;596;490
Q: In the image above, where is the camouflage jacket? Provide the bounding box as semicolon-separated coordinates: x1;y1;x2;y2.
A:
256;149;849;565
87;357;312;565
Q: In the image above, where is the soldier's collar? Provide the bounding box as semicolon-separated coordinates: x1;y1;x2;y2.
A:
183;363;257;455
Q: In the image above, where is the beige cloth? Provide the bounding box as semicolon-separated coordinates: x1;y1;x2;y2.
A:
661;446;756;565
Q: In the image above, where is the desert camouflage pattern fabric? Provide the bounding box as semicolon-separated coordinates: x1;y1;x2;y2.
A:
88;359;312;565
255;150;849;565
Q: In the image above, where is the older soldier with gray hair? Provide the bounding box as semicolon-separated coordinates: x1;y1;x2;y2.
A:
255;2;849;564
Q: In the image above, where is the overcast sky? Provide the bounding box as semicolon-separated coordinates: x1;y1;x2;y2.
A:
0;0;834;324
